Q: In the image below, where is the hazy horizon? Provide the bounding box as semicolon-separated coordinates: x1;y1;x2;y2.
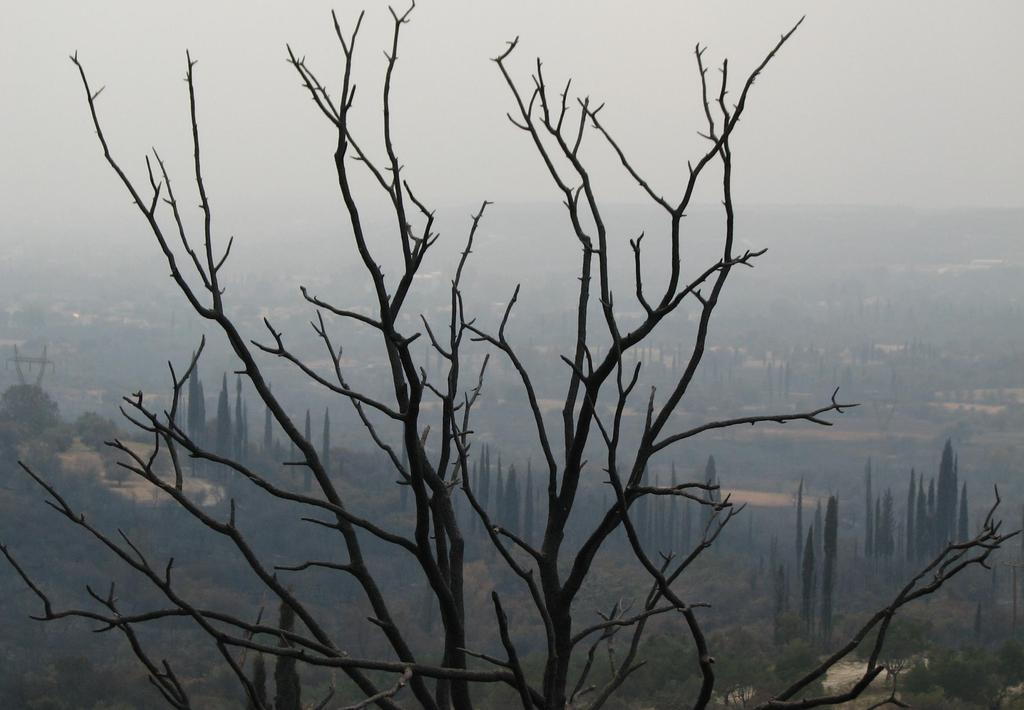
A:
3;1;1024;257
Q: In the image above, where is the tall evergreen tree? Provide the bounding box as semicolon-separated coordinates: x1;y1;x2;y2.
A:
957;482;969;542
653;474;664;548
495;455;505;521
682;498;692;552
915;481;928;561
801;528;816;633
795;478;804;568
873;497;881;559
186;359;202;441
702;456;719;531
400;446;410;513
669;463;679;550
321;407;331;474
523;461;535;544
303;410;312;491
927;477;936;552
879;489;894;558
974;601;983;642
504;464;520;533
636;479;650;550
234;375;244;459
263;383;273;454
905;469;916;564
241;399;249;461
821;495;838;643
215;373;231;455
864;459;874;557
479;445;491;513
247;653;267;710
953;453;959;524
773;563;788;646
274;601;301;710
936;439;956;545
814;499;824;558
195;379;206;445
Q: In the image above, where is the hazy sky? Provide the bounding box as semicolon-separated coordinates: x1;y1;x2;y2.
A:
2;1;1022;248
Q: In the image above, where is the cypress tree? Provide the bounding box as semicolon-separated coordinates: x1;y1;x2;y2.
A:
682;498;692;552
821;495;838;643
263;383;273;454
915;481;928;561
523;461;535;544
451;468;462;526
274;601;301;710
321;407;331;474
654;474;664;549
636;484;649;550
495;455;505;522
957;482;969;542
936;439;956;545
669;463;679;549
234;375;244;459
479;445;491;513
873;497;882;559
303;410;312;491
953;453;959;527
864;459;874;557
880;489;894;558
773;563;788;646
195;379;206;445
814;499;824;558
795;478;804;569
702;456;719;531
905;469;916;564
247;653;267;710
216;373;231;455
504;464;519;533
242;400;249;461
927;478;936;552
801;528;816;633
187;358;201;441
400;446;410;513
646;474;656;549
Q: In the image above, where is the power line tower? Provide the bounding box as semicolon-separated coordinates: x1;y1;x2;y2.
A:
7;344;54;387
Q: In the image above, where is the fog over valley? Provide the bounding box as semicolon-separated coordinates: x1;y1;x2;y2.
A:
1;3;1023;709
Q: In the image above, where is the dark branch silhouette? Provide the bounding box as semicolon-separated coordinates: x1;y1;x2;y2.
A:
2;7;1009;710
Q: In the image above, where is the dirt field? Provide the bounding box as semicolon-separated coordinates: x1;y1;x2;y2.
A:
822;660;890;708
58;439;223;505
720;488;813;508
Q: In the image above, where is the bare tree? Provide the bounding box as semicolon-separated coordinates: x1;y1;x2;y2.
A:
1;5;1014;710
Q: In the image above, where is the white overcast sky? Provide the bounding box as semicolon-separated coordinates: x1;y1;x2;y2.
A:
2;1;1022;247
